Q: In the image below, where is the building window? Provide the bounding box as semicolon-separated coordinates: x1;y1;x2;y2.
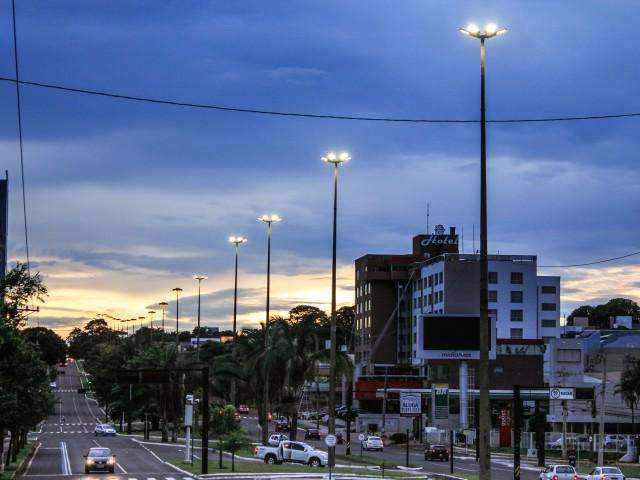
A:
439;291;443;303
438;272;443;284
510;328;523;339
511;272;523;284
542;319;557;328
488;271;498;284
428;275;433;287
428;293;433;305
434;274;438;286
510;309;523;322
488;290;498;303
542;303;557;311
510;291;523;303
541;285;557;294
488;309;498;321
413;332;416;343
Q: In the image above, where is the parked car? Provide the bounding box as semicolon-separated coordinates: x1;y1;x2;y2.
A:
275;419;289;432
425;444;449;461
268;434;288;446
84;447;116;473
237;404;250;414
362;435;384;452
539;465;577;480
548;435;590;451
94;424;117;437
604;435;627;449
585;466;625;480
254;441;328;467
304;428;320;440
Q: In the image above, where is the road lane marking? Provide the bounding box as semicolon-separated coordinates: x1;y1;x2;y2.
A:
23;442;41;475
60;441;72;475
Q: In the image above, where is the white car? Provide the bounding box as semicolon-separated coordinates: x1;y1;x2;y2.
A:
49;382;57;388
268;433;288;446
254;440;328;467
539;465;577;480
585;466;625;480
604;435;627;449
94;424;117;436
362;435;384;451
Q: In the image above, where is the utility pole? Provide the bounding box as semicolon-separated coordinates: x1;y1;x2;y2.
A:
598;353;607;465
381;367;388;435
562;400;568;459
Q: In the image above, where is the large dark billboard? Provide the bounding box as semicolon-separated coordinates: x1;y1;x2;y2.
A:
421;314;495;360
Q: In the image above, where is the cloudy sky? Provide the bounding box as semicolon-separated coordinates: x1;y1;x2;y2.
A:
0;1;638;336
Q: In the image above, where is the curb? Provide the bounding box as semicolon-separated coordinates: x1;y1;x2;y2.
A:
132;438;196;478
8;441;37;480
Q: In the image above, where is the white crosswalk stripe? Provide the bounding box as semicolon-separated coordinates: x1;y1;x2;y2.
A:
166;477;176;480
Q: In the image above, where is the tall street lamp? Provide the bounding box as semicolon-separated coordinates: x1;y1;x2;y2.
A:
130;318;136;335
258;214;281;445
460;21;506;480
138;316;146;331
228;236;247;341
148;310;156;330
322;151;350;467
229;235;247;406
172;287;183;346
193;275;208;360
158;301;169;331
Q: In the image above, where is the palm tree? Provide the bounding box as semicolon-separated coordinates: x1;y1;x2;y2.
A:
616;358;640;434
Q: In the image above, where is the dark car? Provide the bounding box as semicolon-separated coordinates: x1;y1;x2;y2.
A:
305;428;321;440
275;419;289;432
84;447;116;473
425;444;449;461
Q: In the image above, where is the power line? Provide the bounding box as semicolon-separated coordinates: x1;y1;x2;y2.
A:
539;250;640;268
10;0;30;272
1;76;640;124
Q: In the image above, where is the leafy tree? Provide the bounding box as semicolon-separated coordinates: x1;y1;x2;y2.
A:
22;327;67;366
616;358;640;434
0;262;47;328
221;430;251;472
568;298;640;329
210;404;240;469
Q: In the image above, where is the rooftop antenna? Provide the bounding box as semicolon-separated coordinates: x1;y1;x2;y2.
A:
426;202;430;233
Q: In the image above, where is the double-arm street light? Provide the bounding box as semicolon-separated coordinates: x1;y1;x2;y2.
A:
322;151;350;467
172;287;183;346
193;275;208;360
460;22;506;480
158;301;168;331
258;214;281;445
129;318;136;335
229;235;247;406
148;310;155;330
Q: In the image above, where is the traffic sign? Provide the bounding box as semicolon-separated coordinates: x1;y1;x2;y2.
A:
325;434;337;447
358;433;365;441
549;387;575;400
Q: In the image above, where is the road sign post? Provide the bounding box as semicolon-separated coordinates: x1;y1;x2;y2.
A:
325;434;337;480
514;385;521;480
359;433;364;457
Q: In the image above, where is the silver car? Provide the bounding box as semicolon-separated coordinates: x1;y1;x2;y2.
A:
540;465;577;480
585;467;625;480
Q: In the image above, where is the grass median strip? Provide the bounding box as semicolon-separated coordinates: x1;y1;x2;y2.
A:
173;457;428;478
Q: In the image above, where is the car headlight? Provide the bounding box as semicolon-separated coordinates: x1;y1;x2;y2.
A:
107;458;115;465
86;460;94;465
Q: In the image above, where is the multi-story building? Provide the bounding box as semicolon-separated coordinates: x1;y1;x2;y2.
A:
354;226;459;368
410;253;561;364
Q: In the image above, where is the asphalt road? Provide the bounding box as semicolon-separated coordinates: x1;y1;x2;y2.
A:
22;361;192;480
241;417;542;480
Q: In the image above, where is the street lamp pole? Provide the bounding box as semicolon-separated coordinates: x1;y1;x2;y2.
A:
258;214;281;445
193;275;208;360
172;287;183;347
460;22;506;480
158;301;168;331
322;151;350;467
228;236;247;341
228;236;247;406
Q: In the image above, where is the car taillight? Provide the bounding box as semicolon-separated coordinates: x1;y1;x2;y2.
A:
254;447;258;455
574;475;579;480
552;475;559;480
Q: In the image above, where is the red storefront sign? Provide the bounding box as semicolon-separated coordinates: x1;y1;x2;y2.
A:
499;406;511;447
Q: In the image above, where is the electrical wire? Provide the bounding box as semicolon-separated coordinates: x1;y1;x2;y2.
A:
1;76;640;124
539;250;640;268
10;1;30;271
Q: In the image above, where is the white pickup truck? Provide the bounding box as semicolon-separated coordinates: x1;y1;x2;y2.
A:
254;440;328;467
